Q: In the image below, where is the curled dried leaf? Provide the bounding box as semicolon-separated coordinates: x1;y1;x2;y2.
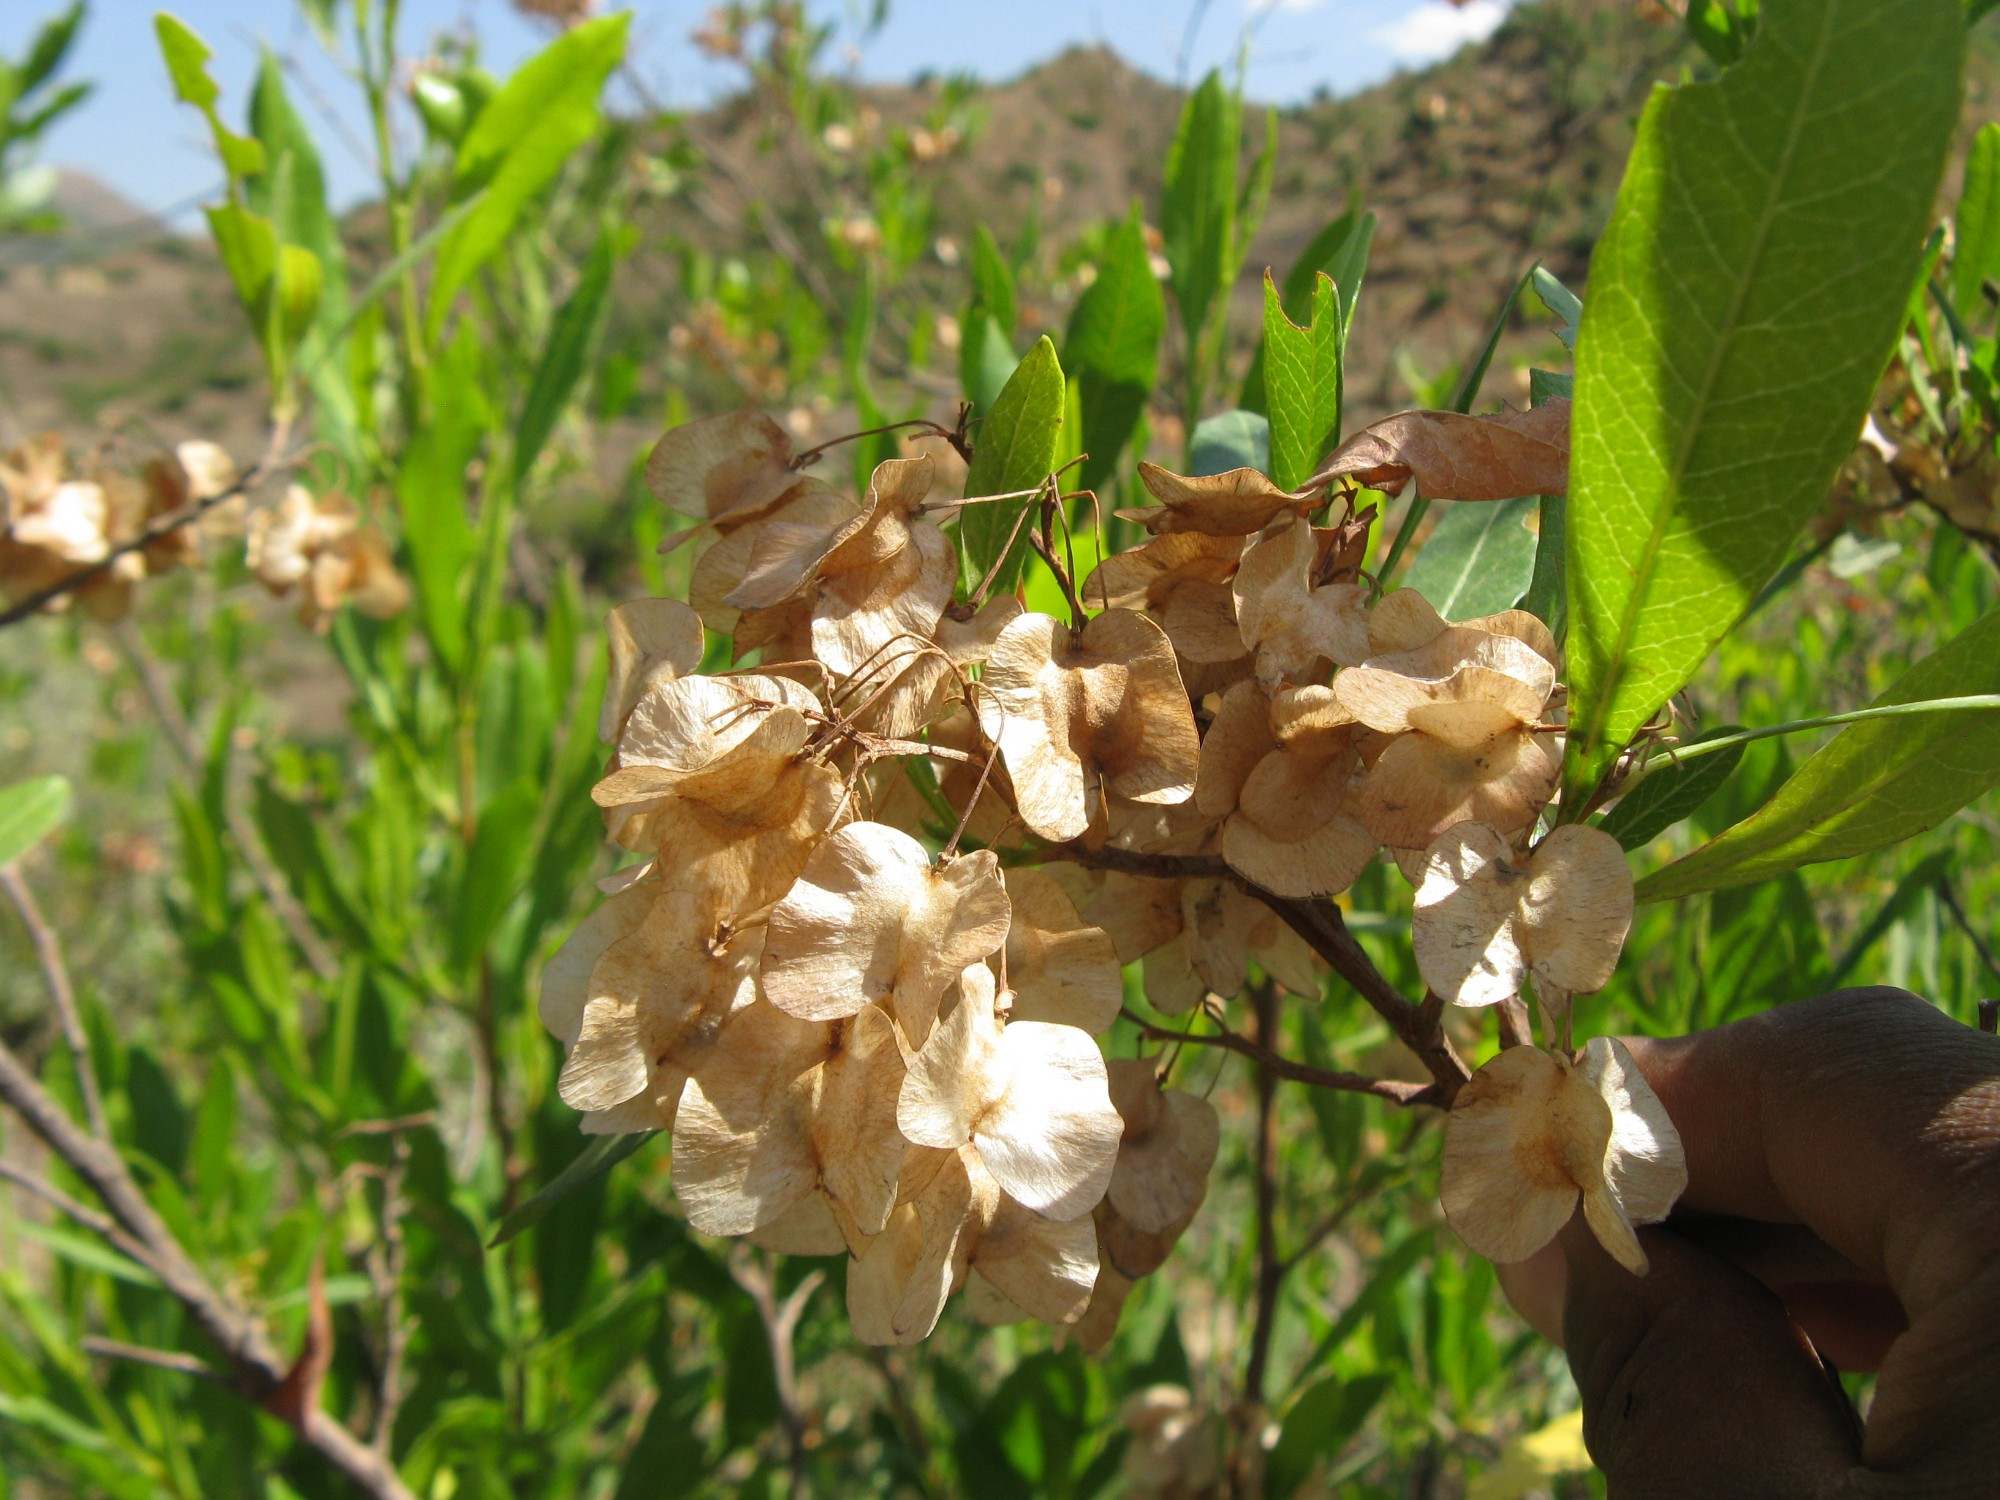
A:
1122;463;1315;536
1314;400;1570;500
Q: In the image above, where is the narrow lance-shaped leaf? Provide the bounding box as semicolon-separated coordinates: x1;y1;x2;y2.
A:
1063;202;1164;492
1953;123;2000;321
490;1131;659;1247
1261;271;1342;492
1521;366;1574;639
429;14;629;336
960;336;1065;594
1637;609;2000;900
1161;70;1239;354
1403;497;1538;620
1564;0;1962;807
1597;725;1745;852
514;225;618;482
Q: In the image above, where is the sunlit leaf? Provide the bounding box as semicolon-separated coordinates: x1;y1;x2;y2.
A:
0;774;70;866
1639;610;2000;899
1262;272;1342;492
960;335;1065;592
1564;0;1962;804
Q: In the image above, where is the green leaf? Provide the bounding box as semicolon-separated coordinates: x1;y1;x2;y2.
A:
0;774;70;865
453;779;541;972
1242;207;1375;415
429;14;629;336
1161;70;1239;350
1564;0;1962;805
1403;497;1538;620
1531;265;1581;350
21;4;84;96
490;1130;658;1247
152;13;264;179
1261;272;1343;491
394;328;488;673
1189;409;1269;477
1599;726;1746;851
960;335;1065;592
1063;203;1164;492
1953;123;2000;320
967;223;1017;339
515;227;617;483
1266;1373;1391;1500
1521;368;1574;640
1638;610;2000;900
960;309;1019;418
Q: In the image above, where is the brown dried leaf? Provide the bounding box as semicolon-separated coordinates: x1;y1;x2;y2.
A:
1314;400;1570;500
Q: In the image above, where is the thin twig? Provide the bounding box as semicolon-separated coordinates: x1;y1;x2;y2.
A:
1060;843;1468;1102
1938;880;2000;983
0;1036;415;1500
0;863;106;1139
1119;1008;1433;1106
0;1158;122;1240
1243;980;1284;1408
368;1134;412;1456
731;1249;824;1500
83;1338;225;1383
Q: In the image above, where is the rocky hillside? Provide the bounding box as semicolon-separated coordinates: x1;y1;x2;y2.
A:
2;0;1996;457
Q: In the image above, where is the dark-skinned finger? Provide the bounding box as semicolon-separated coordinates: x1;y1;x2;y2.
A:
1559;1218;1861;1499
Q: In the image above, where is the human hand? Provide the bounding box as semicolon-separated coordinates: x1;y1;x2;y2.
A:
1495;987;2000;1497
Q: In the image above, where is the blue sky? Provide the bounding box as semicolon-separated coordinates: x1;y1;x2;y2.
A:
5;0;1514;222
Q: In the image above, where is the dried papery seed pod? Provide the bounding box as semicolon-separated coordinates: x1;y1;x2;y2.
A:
848;1144;984;1345
1244;907;1322;998
1000;868;1122;1034
1118;1386;1223;1500
1120;462;1315;537
760;822;1011;1043
1104;1059;1219;1235
844;594;1021;740
1067;1256;1136;1353
1440;1037;1685;1274
897;964;1123;1221
1220;689;1376;899
600;598;705;744
246;486;409;632
977;609;1201;843
1193;679;1277;820
1413;823;1633;1010
809;458;957;694
1335;624;1560;846
549;890;760;1131
593;673;843;911
1232;518;1371;685
672;998;908;1248
1083;872;1185;965
1368;588;1560;670
647;409;810;536
746;1192;848;1256
686;475;843;639
1081;530;1243;614
957;1151;1099;1326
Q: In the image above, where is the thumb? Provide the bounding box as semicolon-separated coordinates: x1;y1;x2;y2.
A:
1559;1217;1860;1498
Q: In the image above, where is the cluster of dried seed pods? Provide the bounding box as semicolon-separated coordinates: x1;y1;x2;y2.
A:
0;432;410;631
544;399;1686;1346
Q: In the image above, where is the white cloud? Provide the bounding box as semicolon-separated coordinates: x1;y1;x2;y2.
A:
1370;1;1511;63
